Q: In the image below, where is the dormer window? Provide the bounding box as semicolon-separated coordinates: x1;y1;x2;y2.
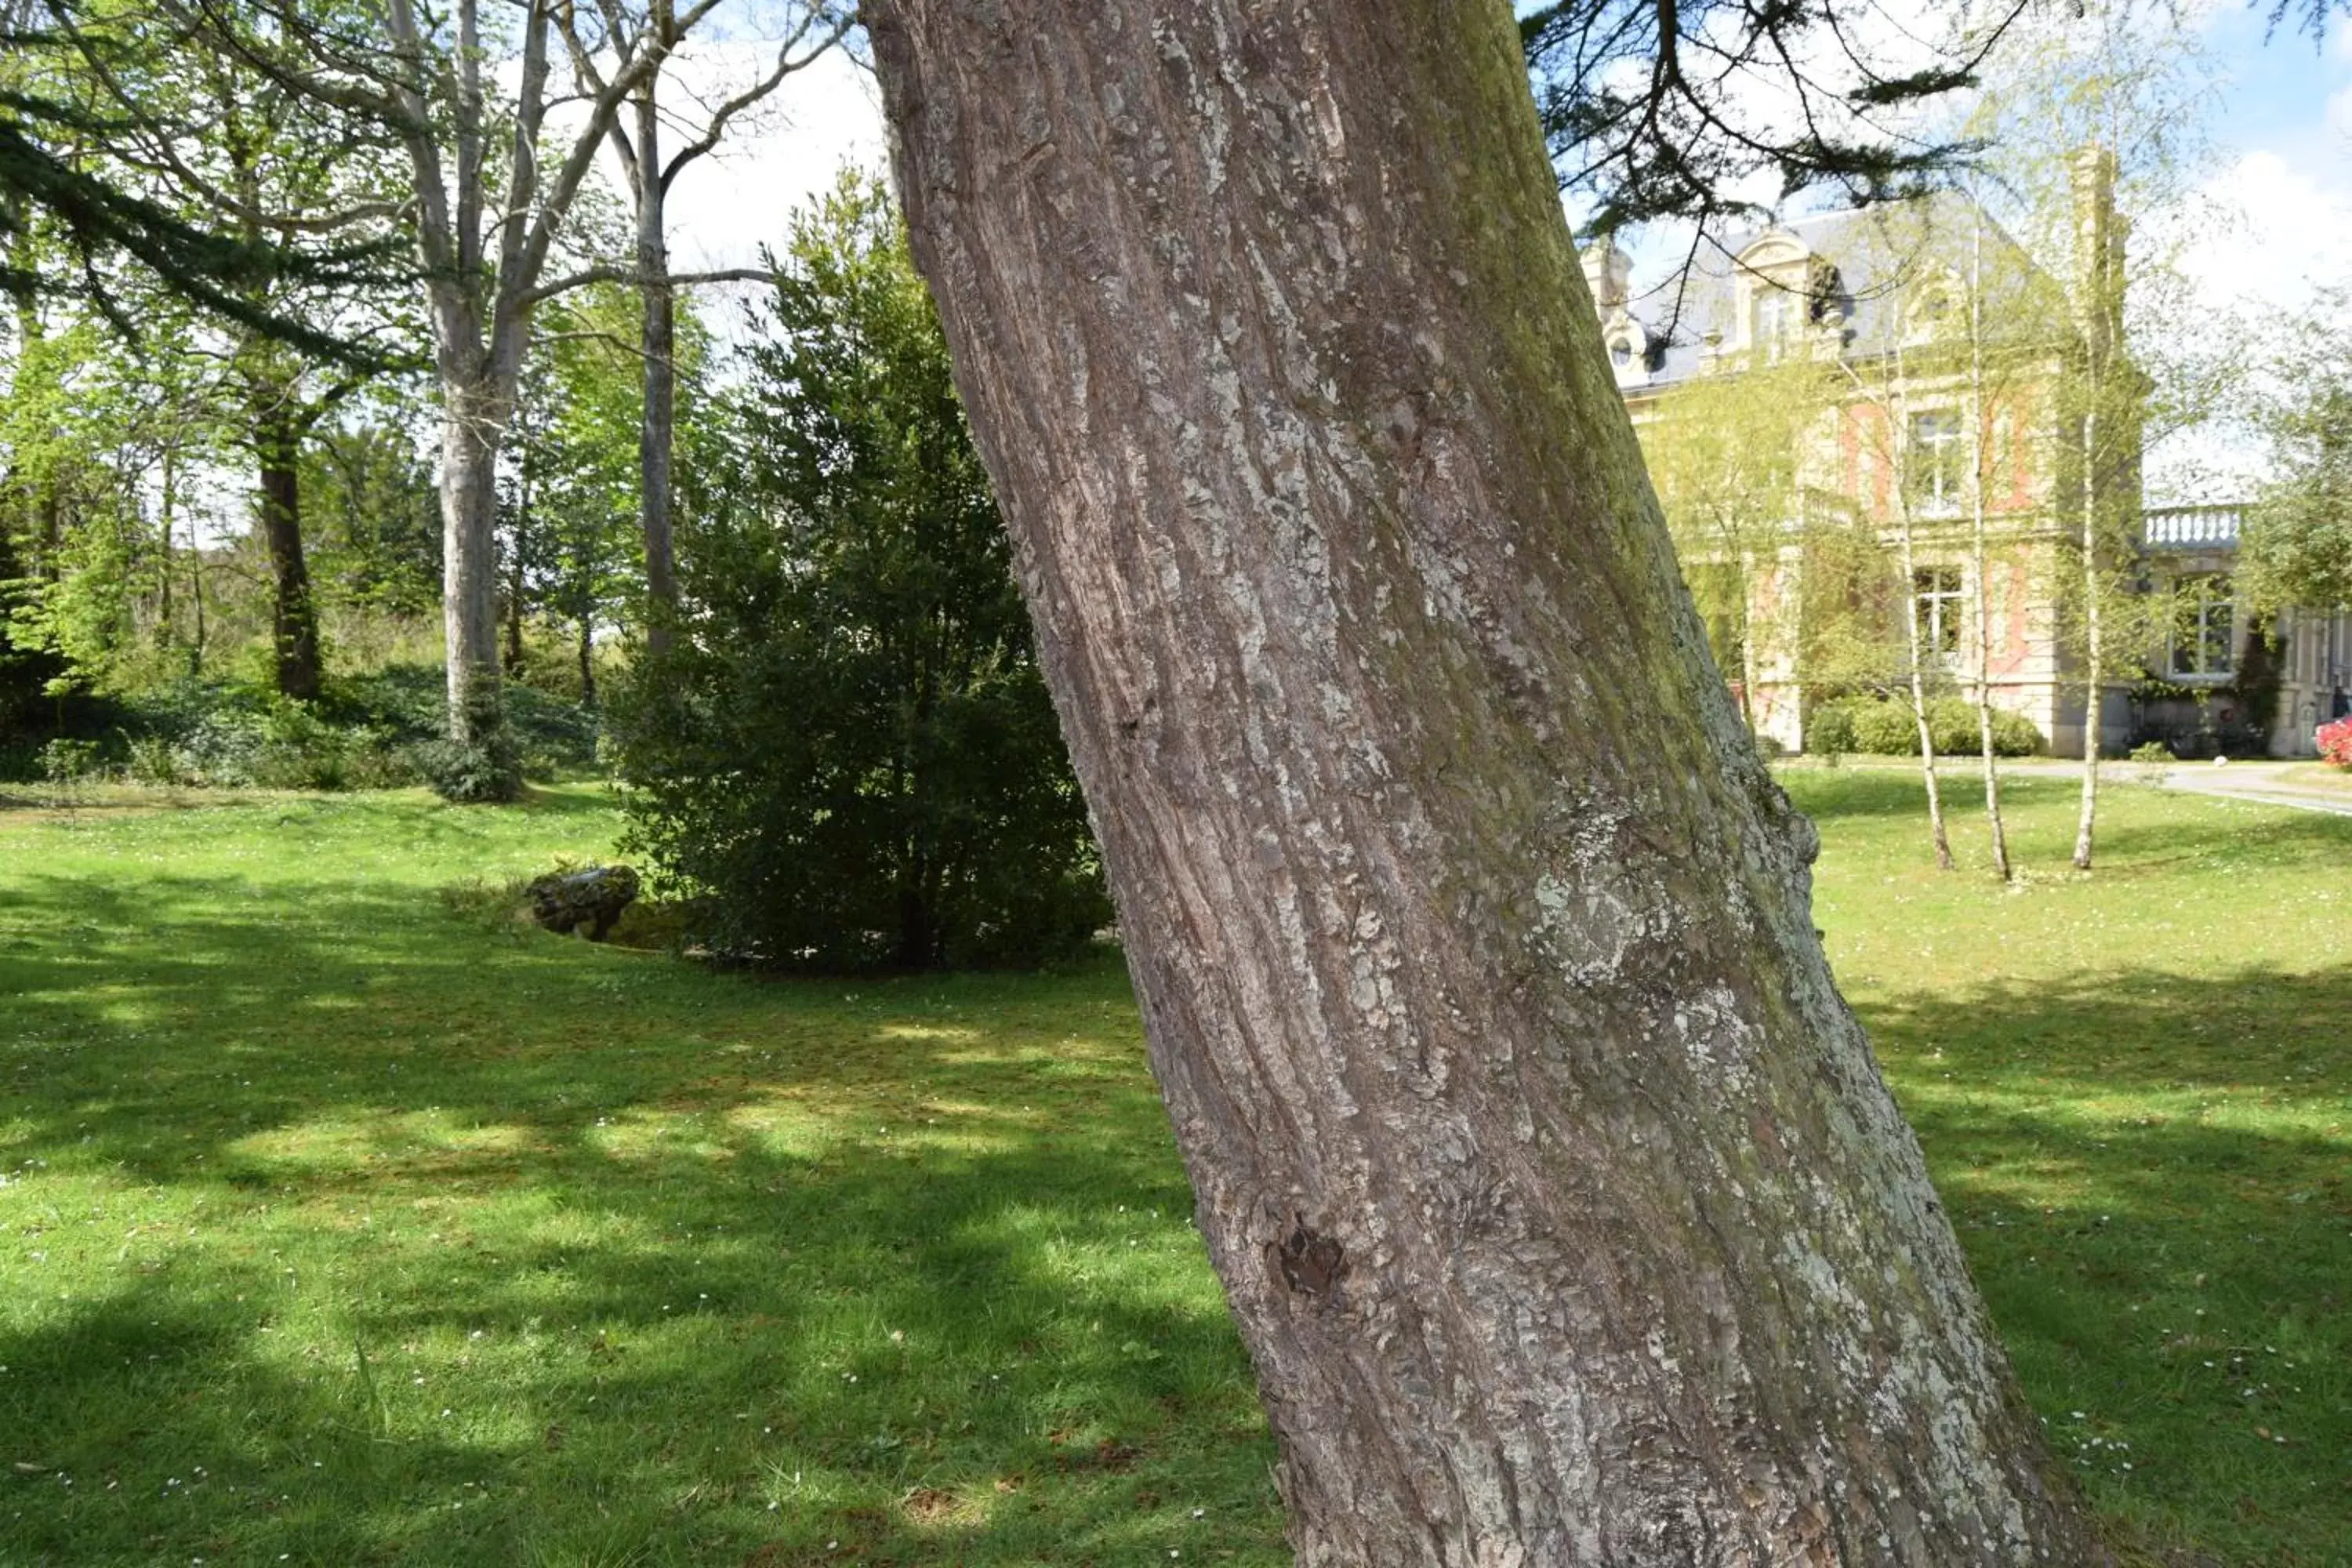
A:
1601;314;1651;383
1906;274;1959;343
1809;266;1848;326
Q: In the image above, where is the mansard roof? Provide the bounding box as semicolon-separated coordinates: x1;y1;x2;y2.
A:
1601;191;2064;391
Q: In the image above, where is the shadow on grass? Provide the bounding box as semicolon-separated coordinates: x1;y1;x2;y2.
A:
1;863;1282;1565
5;804;2347;1563
1860;966;2349;1566
1;1132;1272;1566
1866;962;2350;1098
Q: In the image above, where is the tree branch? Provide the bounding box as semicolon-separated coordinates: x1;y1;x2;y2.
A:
660;4;851;194
522;262;775;304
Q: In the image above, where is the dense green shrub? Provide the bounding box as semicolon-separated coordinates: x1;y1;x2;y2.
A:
413;682;524;804
38;737;103;786
1804;702;1856;757
0;668;594;790
1848;699;1925;754
114;680;423;789
1807;696;2044;757
328;666;596;782
611;175;1109;971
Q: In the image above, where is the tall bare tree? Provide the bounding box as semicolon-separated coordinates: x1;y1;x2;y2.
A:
1963;0;2226;867
189;0;771;741
557;1;845;650
866;0;2104;1559
1841;325;1958;871
1961;202;2014;880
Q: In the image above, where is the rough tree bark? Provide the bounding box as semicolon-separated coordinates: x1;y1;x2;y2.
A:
868;1;2102;1561
254;405;323;701
436;368;512;737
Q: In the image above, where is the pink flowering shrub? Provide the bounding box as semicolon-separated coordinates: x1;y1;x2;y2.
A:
2318;716;2352;769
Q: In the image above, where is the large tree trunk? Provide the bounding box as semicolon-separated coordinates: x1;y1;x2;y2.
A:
577;613;596;706
256;407;324;702
868;2;2101;1562
154;448;177;656
188;524;207;676
504;464;528;677
438;377;508;738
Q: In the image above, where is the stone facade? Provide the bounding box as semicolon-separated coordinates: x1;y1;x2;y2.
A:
1595;162;2347;759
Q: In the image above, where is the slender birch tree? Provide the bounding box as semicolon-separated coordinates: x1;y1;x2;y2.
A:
1839;319;1957;869
1956;194;2028;880
1965;0;2227;867
557;0;846;651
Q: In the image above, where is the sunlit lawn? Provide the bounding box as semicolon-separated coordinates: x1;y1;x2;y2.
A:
1791;765;2350;1565
1;771;2345;1564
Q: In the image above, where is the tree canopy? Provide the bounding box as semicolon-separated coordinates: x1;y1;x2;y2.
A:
2241;291;2352;614
612;175;1108;971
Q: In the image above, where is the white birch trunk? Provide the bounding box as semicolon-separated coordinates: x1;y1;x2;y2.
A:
1968;222;2012;881
2074;405;2104;869
1894;503;1956;872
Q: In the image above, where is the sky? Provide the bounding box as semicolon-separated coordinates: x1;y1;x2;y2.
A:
665;7;2352;299
2179;5;2352;332
655;6;2347;499
2164;5;2352;495
660;45;890;280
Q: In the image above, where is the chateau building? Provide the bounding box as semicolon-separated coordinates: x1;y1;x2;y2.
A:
1591;157;2350;757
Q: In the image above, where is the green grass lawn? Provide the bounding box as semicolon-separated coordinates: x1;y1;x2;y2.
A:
0;773;2344;1565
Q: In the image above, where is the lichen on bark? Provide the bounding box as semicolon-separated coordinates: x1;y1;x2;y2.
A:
866;0;2108;1561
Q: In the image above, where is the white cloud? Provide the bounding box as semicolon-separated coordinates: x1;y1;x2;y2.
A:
2150;150;2352;499
2181;148;2352;318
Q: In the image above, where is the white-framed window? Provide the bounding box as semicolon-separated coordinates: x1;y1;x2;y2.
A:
2170;574;2235;677
1914;566;1964;663
1907;410;1962;514
1754;287;1797;360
